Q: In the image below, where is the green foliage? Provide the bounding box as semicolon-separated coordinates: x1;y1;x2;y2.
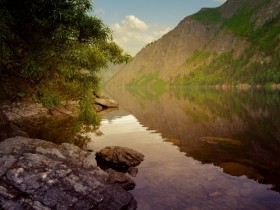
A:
36;89;61;107
173;11;280;87
277;48;280;58
191;8;222;24
223;11;254;36
78;93;100;126
16;91;26;98
173;47;280;86
185;50;211;66
249;15;280;53
0;0;129;126
174;52;233;86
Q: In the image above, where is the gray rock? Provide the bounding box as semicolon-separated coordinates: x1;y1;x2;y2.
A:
0;137;137;210
0;110;28;141
106;168;136;191
97;146;144;168
95;98;119;108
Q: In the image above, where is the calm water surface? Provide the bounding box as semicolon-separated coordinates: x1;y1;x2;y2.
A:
87;88;280;210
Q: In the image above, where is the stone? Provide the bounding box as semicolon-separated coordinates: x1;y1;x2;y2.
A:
1;102;48;121
95;98;119;108
0;137;137;210
94;104;103;112
0;110;28;141
96;146;144;168
127;167;138;177
49;108;73;116
106;168;136;191
94;92;109;99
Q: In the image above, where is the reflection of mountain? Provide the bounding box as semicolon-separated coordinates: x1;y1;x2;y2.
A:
108;87;280;192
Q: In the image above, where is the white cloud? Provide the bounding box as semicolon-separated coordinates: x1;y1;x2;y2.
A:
122;15;148;32
110;15;171;56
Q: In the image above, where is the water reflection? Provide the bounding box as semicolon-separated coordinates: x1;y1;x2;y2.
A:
89;109;280;210
107;87;280;193
18;116;92;148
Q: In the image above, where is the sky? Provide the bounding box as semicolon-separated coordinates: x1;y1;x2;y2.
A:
92;0;226;55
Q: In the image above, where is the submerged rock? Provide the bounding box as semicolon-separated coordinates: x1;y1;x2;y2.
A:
0;137;137;210
96;146;144;168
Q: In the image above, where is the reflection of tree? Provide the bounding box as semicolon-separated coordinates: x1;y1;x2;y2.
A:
111;86;280;192
17;116;95;148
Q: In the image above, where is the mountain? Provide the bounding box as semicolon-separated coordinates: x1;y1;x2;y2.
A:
108;0;280;88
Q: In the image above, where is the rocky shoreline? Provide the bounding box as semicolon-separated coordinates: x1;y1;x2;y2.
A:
0;95;144;210
0;137;138;210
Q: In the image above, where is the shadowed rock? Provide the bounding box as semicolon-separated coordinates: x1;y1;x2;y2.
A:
0;137;137;210
0;110;28;141
96;146;144;168
106;168;136;191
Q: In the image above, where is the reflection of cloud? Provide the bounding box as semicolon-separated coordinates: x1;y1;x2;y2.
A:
110;15;172;56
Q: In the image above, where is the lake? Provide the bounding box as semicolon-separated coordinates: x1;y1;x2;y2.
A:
88;87;280;210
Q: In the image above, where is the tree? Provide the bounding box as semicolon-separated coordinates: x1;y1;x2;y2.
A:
0;0;130;125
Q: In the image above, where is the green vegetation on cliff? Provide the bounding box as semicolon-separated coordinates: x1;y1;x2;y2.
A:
173;0;280;87
108;0;280;89
191;8;222;24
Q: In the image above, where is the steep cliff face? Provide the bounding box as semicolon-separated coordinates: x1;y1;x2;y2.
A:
109;0;280;87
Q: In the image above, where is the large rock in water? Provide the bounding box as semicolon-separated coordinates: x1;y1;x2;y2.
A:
96;146;144;168
0;137;136;210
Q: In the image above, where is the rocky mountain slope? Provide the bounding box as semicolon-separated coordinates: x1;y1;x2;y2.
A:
108;0;280;87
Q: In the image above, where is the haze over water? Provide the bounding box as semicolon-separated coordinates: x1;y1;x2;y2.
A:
89;87;280;210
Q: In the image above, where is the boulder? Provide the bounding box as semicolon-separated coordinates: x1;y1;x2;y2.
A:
0;110;28;141
95;98;119;108
96;146;144;168
106;168;136;191
0;137;137;210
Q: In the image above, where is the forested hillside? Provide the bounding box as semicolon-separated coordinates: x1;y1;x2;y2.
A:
108;0;280;88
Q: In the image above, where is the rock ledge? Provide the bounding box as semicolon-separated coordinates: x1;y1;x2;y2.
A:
0;137;136;210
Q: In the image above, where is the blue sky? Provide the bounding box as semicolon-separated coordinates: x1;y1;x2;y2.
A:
92;0;226;55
